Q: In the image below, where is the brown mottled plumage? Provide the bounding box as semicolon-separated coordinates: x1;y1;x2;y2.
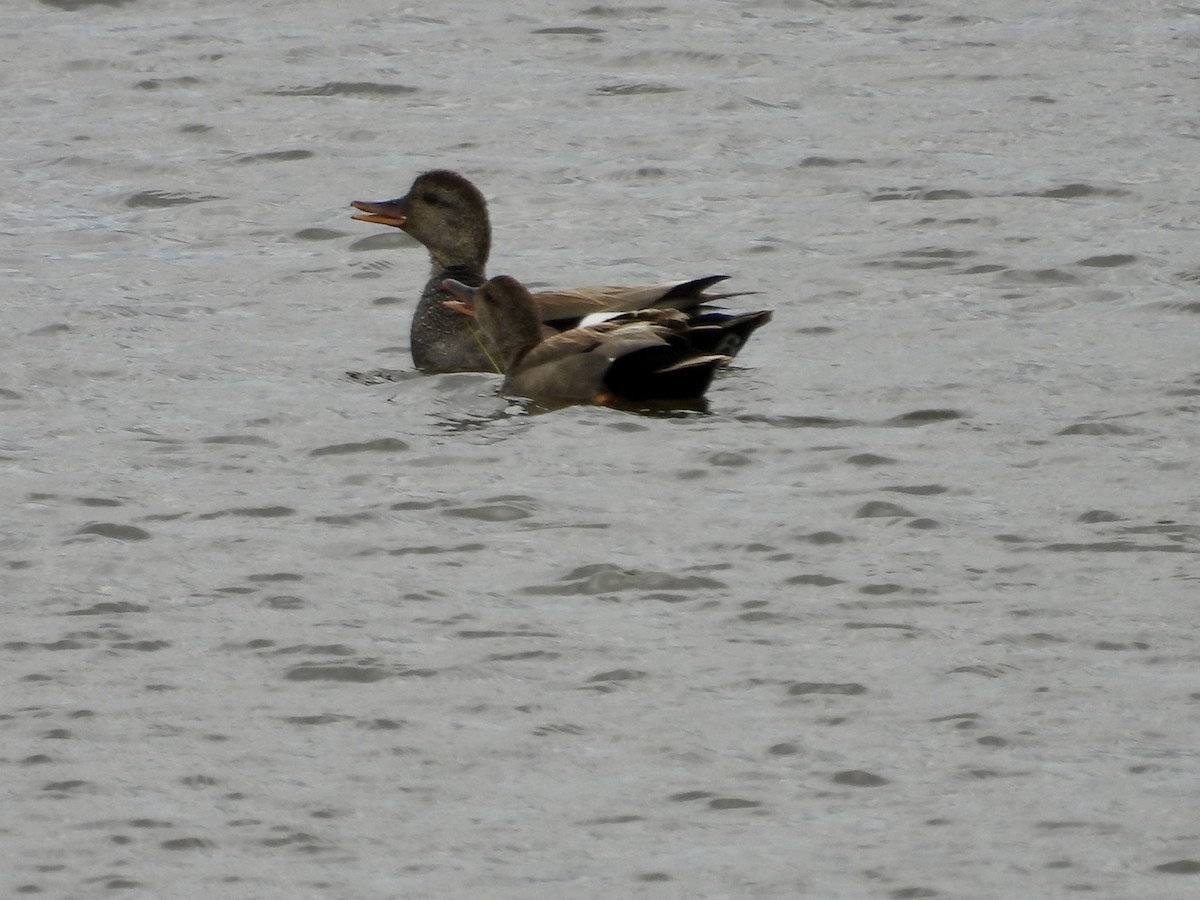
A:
351;170;770;373
441;276;731;404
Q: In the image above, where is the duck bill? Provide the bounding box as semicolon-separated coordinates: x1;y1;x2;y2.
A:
350;197;408;228
440;279;477;316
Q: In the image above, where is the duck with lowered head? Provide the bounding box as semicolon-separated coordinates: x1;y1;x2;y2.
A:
351;170;770;374
440;275;732;405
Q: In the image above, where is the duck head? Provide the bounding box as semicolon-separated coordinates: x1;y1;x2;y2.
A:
352;170;491;272
442;275;543;371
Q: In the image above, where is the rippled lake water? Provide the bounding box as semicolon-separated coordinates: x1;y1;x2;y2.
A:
4;1;1200;897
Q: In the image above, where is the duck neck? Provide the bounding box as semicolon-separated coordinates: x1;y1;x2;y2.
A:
492;329;540;372
429;252;486;283
426;219;490;280
478;304;543;372
436;262;485;285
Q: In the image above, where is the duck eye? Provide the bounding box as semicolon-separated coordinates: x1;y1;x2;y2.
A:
421;192;441;205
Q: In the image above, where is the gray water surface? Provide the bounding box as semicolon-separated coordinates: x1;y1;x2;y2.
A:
3;1;1199;897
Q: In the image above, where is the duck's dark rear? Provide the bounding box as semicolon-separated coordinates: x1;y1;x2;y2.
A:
684;309;774;356
601;344;728;401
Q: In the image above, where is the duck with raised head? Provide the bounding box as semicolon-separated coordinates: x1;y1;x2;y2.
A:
351;170;771;373
441;276;731;405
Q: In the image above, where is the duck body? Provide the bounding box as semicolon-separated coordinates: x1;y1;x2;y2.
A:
410;266;490;373
351;170;770;374
442;276;730;405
